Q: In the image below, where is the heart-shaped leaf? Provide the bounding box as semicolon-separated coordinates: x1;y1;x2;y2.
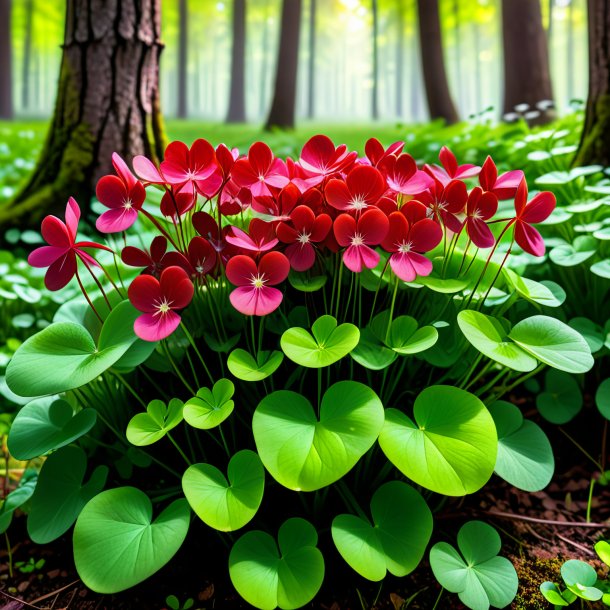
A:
6;300;141;397
550;236;597;267
280;315;359;368
184;379;234;429
430;521;518;610
73;487;190;593
596;379;610;419
561;559;603;601
8;396;97;460
595;540;610;567
331;481;432;581
229;518;324;610
182;450;264;531
536;369;583;424
288;270;327;292
509;315;594;374
28;445;108;544
379;386;497;496
350;327;398;370
489;401;554;492
368;311;438;355
253;381;384;491
539;581;573;606
0;470;37;533
457;310;538;372
126;398;184;446
227;349;283;381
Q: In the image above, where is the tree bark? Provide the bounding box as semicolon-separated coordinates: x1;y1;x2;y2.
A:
264;0;302;130
395;0;404;118
501;0;555;124
226;0;246;122
574;0;610;166
372;0;379;119
416;0;458;124
22;0;34;110
1;0;166;228
0;0;13;120
307;0;316;119
177;0;188;118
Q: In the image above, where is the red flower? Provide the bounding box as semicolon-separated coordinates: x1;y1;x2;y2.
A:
276;205;332;271
226;251;290;316
128;266;194;341
464;187;498;249
416;178;468;233
381;201;442;282
160;185;197;219
251;183;301;220
231;142;289;198
509;179;556;256
192;212;237;267
219;179;252;216
364;138;405;167
164;237;216;280
379;153;432;196
325;165;386;213
333;208;389;272
226;218;278;255
121;235;176;275
479;157;524;200
298;135;357;184
28;198;111;291
426;146;480;186
160;139;218;193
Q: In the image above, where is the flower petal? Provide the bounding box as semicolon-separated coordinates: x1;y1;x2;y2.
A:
226;255;258;287
358;208;389;245
45;252;77;291
160;266;194;309
259;251;290;285
96;207;138;233
128;274;162;313
515;221;545;256
134;311;181;341
96;175;128;209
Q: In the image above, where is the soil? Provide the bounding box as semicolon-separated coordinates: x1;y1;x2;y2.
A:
1;398;609;610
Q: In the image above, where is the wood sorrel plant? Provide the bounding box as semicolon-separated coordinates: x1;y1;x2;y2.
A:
4;136;595;610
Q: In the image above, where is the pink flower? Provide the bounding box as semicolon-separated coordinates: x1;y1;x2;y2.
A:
479;157;524;200
160;139;218;192
381;201;442;282
364;138;405;167
226;218;279;254
28;198;111;291
333;208;389;272
325;165;386;213
226;251;290;316
379;153;432;196
509;179;556;256
298;135;357;184
231;142;290;198
464;187;499;249
128;266;194;341
425;146;480;186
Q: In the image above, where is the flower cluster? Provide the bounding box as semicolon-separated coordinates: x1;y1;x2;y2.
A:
28;135;556;342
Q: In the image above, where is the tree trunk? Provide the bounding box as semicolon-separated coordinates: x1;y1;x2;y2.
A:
0;0;13;120
177;0;188;118
372;0;379;119
567;0;575;103
395;0;404;118
416;0;458;124
226;0;246;122
501;0;555;124
1;0;166;228
259;0;271;118
22;0;34;110
574;0;610;166
264;0;302;130
307;0;316;119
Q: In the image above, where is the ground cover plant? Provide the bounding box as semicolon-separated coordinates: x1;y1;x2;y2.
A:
0;129;600;610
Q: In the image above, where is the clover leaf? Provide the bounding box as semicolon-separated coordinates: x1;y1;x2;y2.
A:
184;379;234;429
126;398;184;446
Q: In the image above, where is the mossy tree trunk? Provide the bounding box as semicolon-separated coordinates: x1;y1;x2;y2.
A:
1;0;166;228
0;0;13;120
574;0;610;167
226;0;246;123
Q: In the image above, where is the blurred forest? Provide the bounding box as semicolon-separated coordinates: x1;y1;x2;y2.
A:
2;0;589;123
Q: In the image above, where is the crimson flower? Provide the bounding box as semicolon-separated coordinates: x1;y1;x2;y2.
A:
464;187;499;249
193;212;237;267
28;198;111;290
276;205;332;271
325;165;386;213
426;146;480;186
160;184;197;218
416;178;468;233
479;157;524;200
379;153;432;196
121;236;177;275
333;208;389;272
509;179;556;256
128;266;194;342
226;218;278;254
364;138;404;167
298;135;357;183
160;139;218;192
381;201;442;282
252;183;301;220
231;142;289;198
216;143;239;177
164;237;216;280
219;179;252;216
226;251;290;316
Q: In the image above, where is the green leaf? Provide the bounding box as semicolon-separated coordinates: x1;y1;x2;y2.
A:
596;379;610;419
430;521;518;610
6;300;141;397
73;487;190;593
569;317;605;353
369;311;438;355
182;450;264;531
536;370;583;424
0;470;37;534
126;398;184;446
27;446;107;544
509;315;594;374
184;379;234;429
331;481;432;581
591;259;610;279
227;349;283;381
539;582;570;606
457;310;538;372
594;540;610;567
489;401;554;492
350;327;397;370
502;268;565;307
8;397;97;460
549;236;597;267
288;270;327;292
253;381;384;491
561;559;603;601
379;386;497;496
229;518;324;610
280;315;359;368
